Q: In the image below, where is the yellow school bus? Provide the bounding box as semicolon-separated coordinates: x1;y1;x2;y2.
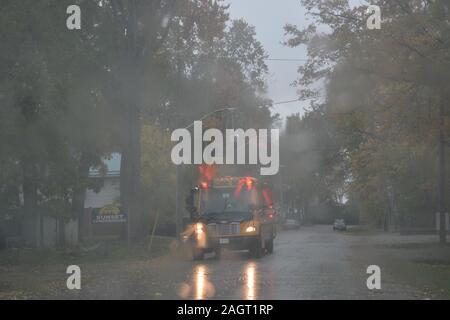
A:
182;176;277;260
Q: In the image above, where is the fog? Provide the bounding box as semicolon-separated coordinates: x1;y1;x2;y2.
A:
0;0;449;301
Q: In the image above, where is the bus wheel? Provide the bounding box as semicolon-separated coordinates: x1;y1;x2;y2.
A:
215;248;222;260
192;248;204;261
266;238;274;254
250;238;263;258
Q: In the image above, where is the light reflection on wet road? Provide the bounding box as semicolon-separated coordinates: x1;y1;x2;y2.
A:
55;226;424;299
244;262;257;300
177;259;260;300
170;226;418;300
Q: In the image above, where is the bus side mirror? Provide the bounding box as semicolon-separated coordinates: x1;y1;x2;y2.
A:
261;203;273;210
186;187;199;219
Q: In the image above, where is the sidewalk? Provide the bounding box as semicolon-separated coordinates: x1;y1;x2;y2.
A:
348;230;450;299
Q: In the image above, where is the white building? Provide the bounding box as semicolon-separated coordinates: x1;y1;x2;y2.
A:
82;153;125;239
85;153;121;209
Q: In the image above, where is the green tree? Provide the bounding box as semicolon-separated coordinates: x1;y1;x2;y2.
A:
284;0;450;235
0;0;114;246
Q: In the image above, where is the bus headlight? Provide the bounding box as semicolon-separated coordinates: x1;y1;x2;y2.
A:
195;223;205;234
194;223;207;248
245;226;256;233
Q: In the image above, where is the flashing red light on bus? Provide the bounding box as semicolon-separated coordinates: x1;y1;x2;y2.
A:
262;188;272;207
200;182;209;189
245;177;253;190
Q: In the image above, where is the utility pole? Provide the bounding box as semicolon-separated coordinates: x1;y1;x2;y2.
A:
126;0;138;248
175;166;181;239
279;165;286;218
174;108;235;238
438;90;447;245
174;20;182;239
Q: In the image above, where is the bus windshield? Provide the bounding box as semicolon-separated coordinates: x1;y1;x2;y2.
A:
200;187;260;216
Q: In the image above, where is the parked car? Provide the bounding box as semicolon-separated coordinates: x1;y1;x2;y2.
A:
333;219;347;231
283;218;301;230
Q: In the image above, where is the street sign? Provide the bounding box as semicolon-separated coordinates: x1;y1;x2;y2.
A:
92;205;127;224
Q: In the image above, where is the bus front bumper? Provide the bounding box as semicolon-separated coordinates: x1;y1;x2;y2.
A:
207;235;259;251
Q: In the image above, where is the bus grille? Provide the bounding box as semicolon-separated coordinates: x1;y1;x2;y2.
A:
207;223;240;236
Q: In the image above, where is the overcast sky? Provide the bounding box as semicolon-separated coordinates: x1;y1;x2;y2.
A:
226;0;310;119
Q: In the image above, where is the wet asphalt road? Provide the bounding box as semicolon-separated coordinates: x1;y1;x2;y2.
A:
170;226;415;299
89;225;417;300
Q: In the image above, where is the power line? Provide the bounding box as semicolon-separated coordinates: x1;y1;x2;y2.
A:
187;97;322;122
271;96;323;106
266;58;308;62
272;98;301;105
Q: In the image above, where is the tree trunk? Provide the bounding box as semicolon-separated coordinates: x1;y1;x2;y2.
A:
121;103;143;243
120;0;145;244
438;91;447;244
72;153;91;243
115;0;175;243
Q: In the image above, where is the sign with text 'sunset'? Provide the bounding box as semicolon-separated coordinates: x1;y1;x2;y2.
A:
92;205;127;224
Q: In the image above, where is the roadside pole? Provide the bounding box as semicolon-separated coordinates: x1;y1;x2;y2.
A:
175;165;181;239
174;108;236;240
438;90;447;244
279;165;285;218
